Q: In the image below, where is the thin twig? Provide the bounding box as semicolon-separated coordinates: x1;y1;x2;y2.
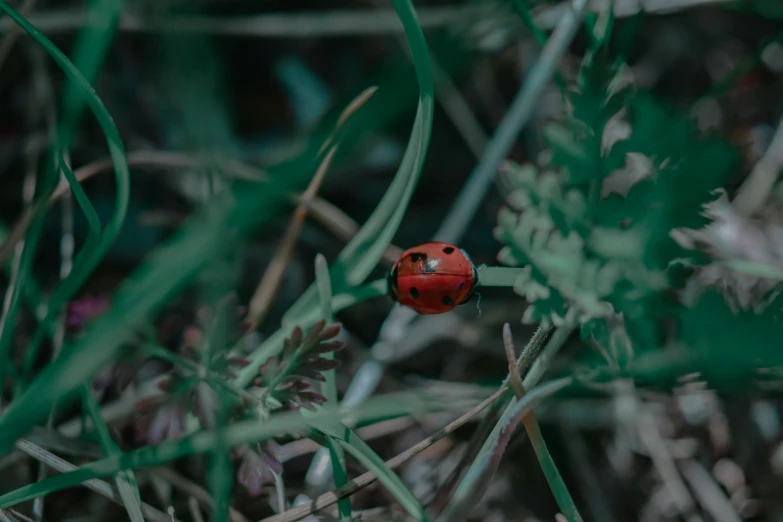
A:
188;497;205;522
430;324;551;513
262;386;508;522
636;409;696;517
502;324;527;398
436;377;574;522
679;459;742;522
272;471;287;513
0;150;401;267
733;115;783;216
281;417;415;462
0;0;37;72
150;467;251;522
245;146;336;329
13;439;179;522
502;325;583;522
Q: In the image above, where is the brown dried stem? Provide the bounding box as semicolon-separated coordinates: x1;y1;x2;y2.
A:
245;146;336;329
261;386;508;522
0;151;401;267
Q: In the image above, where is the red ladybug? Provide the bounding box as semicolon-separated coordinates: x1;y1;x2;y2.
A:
388;241;478;314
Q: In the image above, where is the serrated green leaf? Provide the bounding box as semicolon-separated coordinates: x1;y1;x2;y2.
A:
542;122;590;167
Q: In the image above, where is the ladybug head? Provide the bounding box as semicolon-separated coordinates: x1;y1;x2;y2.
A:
386;264;399;298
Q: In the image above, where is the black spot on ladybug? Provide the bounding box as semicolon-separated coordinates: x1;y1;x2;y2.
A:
442;296;454;306
410;287;420;299
443;247;455;254
409;253;427;262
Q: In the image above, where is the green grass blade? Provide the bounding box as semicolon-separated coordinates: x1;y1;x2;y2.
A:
312;416;427;521
281;0;434;324
0;0;131;386
242;0;435;395
81;386;144;522
0;390;453;507
20;157;104;379
57;0;122;150
436;326;575;520
436;378;573;522
525;419;583;522
314;254;350;518
326;439;350;518
476;266;522;287
0;0;120;381
0;178;292;454
340;434;427;521
60;159;101;244
434;0;588;243
315;254;335;325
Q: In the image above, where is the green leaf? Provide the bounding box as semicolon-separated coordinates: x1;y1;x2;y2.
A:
542;122;590;168
625;290;783;393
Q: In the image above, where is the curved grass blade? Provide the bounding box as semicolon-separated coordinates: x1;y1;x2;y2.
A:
307;413;428;521
0;390;451;508
0;152;59;382
60;159;101;244
436;377;573;522
0;175;291;455
20;158;104;378
435;325;575;520
0;0;119;384
281;0;435;325
0;1;131;385
57;0;123;150
340;434;427;521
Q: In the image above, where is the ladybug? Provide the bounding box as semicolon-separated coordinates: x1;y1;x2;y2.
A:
388;241;478;314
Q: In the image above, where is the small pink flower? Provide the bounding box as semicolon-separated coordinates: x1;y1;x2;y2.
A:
236;441;284;496
66;295;110;330
134;393;188;445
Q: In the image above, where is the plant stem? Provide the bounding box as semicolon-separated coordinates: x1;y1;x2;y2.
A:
314;254;350;517
504;324;583;522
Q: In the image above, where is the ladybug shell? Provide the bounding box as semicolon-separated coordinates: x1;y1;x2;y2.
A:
388;241;477;314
